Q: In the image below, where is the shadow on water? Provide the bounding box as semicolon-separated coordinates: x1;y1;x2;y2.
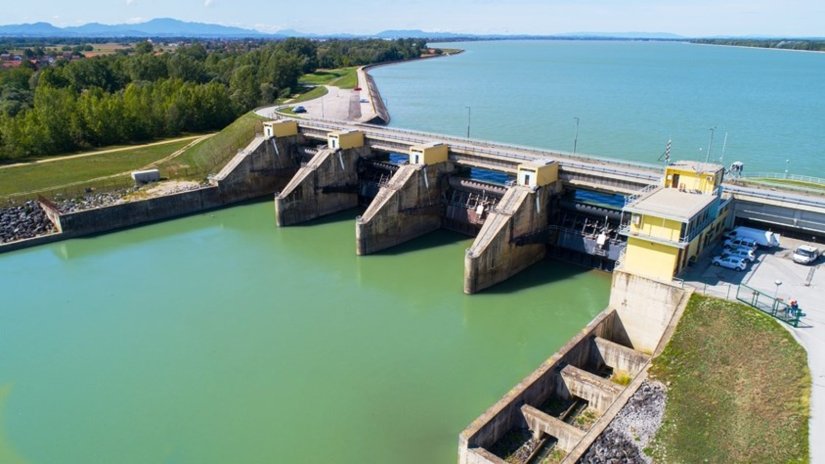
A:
370;229;470;256
480;258;600;295
290;209;362;228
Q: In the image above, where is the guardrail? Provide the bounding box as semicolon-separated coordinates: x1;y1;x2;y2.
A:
742;172;825;185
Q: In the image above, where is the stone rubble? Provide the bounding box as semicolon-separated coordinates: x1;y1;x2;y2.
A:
0;201;57;243
1;181;209;245
579;380;667;464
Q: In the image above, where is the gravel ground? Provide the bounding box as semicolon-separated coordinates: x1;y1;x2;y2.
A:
0;201;57;243
579;381;667;464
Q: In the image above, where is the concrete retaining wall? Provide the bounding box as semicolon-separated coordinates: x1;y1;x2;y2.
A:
608;269;689;353
274;146;370;226
2;130;300;252
464;185;554;294
356;162;454;254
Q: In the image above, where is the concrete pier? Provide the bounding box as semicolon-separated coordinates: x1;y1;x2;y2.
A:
464;185;554;294
356;162;453;255
274;146;370;226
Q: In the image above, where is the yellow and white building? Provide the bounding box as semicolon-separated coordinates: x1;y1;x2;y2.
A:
620;161;732;281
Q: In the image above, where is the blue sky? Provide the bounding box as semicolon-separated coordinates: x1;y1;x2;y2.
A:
6;0;825;36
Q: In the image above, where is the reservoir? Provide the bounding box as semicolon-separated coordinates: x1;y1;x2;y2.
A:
0;202;610;463
371;40;825;174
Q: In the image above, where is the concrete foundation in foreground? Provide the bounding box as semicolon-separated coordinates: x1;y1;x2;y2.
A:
458;271;691;464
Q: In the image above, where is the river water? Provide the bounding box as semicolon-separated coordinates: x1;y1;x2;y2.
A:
371;40;825;175
0;203;609;463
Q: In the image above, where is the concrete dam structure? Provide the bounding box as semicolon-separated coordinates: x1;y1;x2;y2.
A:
272;117;825;294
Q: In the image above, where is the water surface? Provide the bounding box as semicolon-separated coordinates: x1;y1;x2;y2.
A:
372;40;825;174
1;202;609;463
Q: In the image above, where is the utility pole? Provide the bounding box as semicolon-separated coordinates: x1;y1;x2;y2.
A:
466;105;472;139
573;117;580;155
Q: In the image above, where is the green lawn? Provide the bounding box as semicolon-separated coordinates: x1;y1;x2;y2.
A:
299;67;358;88
287;85;328;104
649;294;810;463
159;112;265;178
0;139;193;200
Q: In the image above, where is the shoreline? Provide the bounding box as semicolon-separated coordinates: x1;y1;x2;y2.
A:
690;41;825;55
360;48;464;125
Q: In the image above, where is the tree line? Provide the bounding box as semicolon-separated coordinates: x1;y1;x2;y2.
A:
0;38;427;160
691;39;825;52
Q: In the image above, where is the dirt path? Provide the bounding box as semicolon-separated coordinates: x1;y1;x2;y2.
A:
0;134;211;170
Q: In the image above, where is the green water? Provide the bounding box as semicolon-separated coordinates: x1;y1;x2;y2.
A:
0;202;610;463
372;40;825;174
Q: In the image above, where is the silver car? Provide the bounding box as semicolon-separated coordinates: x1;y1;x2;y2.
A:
712;255;748;271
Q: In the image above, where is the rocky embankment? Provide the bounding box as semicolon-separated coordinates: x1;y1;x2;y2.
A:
580;381;667;464
1;182;207;245
0;201;57;243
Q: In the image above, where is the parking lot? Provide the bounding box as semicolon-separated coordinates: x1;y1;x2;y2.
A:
682;235;824;462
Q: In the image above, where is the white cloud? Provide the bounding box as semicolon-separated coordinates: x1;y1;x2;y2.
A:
126;0;136;5
204;0;215;6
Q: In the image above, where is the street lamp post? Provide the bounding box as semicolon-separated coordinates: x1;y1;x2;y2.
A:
705;126;716;163
573;117;580;155
466;105;471;139
774;280;783;301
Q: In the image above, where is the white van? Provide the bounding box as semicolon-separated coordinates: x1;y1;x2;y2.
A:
726;226;781;248
793;245;820;265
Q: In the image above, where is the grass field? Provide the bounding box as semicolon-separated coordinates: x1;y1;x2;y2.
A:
286;85;328;104
159;112;264;178
299;67;358;88
0;138;194;199
649;294;810;463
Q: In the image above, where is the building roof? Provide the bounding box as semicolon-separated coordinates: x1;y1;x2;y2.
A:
668;160;724;175
625;187;716;221
520;158;555;169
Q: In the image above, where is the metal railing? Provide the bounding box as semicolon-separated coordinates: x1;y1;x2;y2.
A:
736;284;804;327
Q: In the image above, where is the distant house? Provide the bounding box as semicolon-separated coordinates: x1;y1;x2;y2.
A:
0;53;10;61
1;61;23;69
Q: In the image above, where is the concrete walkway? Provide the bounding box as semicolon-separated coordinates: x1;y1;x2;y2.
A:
256;67;382;123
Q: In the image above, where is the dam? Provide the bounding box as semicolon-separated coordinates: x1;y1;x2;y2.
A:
266;117;825;294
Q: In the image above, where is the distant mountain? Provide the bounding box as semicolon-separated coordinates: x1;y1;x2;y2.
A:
0;21;65;37
0;18;273;38
375;30;467;39
558;32;684;39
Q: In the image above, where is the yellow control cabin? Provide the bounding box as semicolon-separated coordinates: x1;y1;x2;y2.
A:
263;120;298;139
517;159;558;188
328;130;364;150
410;143;449;165
621;161;731;281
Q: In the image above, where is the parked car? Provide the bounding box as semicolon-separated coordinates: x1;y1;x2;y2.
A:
722;246;756;262
712;255;748;271
792;245;820;265
724;237;758;251
725;226;781;248
292;105;307;113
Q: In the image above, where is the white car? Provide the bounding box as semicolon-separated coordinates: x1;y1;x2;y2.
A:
722;246;756;262
712;255;748;271
792;245;820;265
724;237;758;251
